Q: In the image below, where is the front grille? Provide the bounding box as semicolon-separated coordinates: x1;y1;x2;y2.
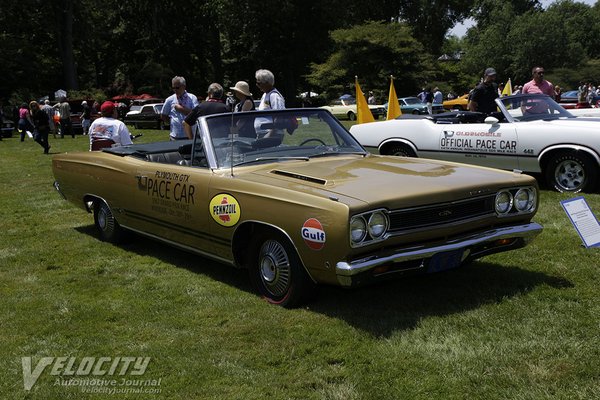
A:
388;195;495;232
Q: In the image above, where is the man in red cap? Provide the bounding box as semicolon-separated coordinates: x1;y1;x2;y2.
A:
89;101;133;150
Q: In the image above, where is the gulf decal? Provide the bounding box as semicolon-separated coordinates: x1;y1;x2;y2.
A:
209;194;241;227
301;218;326;250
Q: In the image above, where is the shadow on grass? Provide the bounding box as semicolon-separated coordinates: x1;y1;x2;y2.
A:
76;225;572;337
75;225;254;294
308;261;572;337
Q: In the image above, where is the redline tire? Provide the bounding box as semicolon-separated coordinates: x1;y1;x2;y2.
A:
249;230;314;308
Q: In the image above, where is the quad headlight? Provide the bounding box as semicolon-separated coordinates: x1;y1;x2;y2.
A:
350;209;389;246
514;187;536;212
495;190;513;215
350;216;367;243
495;186;537;216
367;211;388;238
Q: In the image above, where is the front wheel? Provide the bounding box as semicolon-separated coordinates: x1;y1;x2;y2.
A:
544;151;598;193
385;143;416;157
347;111;356;121
248;230;315;308
94;201;127;243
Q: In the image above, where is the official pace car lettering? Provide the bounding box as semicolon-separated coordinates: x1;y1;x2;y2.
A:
301;218;326;250
209;194;241;227
145;170;195;218
441;131;517;153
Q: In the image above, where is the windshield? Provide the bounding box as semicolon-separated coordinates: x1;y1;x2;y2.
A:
499;94;574;122
202;109;366;169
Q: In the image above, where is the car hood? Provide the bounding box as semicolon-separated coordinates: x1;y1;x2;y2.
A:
243;155;530;208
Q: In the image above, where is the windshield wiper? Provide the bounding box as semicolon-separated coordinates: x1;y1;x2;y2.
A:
233;156;310;167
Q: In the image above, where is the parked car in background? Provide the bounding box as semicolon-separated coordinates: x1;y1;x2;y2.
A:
124;103;168;130
443;94;469;111
127;98;163;113
350;93;600;193
52;108;542;307
392;97;444;115
559;90;600;108
320;98;386;120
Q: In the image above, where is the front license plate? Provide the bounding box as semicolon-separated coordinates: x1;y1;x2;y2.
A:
427;249;464;273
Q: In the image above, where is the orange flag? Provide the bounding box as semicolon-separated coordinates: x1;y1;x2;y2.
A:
355;76;375;124
387;76;401;120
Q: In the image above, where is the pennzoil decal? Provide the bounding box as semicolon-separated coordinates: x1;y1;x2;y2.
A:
209;194;241;227
302;218;326;250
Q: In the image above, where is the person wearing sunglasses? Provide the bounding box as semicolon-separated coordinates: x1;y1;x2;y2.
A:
161;76;199;140
522;66;555;99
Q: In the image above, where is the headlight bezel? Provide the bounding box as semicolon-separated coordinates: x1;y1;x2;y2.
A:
350;209;389;247
495;186;538;216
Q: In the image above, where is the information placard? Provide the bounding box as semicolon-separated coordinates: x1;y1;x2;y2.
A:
561;196;600;248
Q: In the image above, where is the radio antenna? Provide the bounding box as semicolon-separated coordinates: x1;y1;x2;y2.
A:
230;98;235;177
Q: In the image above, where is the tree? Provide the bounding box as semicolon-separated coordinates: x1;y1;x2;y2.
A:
307;21;433;100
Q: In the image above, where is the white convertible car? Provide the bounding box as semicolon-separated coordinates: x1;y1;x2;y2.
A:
350;93;600;193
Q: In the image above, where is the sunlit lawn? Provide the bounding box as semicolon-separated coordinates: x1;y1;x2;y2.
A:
1;125;599;399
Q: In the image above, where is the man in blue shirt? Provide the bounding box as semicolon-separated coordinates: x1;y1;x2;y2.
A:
161;76;199;140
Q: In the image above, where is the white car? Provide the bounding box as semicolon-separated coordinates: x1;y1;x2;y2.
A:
350;93;600;193
124;103;168;130
320;98;386;121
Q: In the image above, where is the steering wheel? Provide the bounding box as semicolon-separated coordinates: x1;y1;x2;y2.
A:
300;138;327;146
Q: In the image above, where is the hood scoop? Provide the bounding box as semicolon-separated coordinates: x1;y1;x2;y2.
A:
271;170;327;185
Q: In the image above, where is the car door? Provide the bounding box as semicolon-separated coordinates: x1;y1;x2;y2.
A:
134;155;215;254
434;120;520;170
139;105;154;127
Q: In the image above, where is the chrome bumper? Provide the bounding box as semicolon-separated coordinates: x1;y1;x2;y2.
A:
53;181;67;200
336;222;542;286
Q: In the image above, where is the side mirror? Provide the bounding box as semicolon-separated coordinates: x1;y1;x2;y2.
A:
484;116;499;124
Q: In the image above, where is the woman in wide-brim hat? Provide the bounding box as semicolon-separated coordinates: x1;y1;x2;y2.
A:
230;81;255;112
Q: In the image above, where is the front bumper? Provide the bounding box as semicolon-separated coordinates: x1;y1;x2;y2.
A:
335;222;542;286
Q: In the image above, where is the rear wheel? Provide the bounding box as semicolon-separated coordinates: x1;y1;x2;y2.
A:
248;230;315;308
94;201;127;243
347;111;356;121
544;151;598;193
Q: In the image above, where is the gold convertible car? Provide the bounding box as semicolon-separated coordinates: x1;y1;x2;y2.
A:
52;108;542;307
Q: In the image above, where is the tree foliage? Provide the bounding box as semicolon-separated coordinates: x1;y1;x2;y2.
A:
307;21;432;99
1;0;599;105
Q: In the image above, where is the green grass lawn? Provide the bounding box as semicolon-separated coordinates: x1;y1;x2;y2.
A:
1;127;599;399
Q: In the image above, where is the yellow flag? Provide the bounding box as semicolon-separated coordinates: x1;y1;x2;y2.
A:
355;76;375;124
386;76;401;120
502;78;512;96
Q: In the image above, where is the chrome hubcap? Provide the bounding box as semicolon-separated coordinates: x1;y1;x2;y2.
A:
259;240;290;297
98;208;108;230
555;160;584;190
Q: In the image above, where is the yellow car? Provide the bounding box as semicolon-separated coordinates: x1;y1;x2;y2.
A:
52;108;542;307
443;94;469;111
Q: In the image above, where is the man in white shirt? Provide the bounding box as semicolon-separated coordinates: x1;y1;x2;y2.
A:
161;76;199;140
89;101;133;151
